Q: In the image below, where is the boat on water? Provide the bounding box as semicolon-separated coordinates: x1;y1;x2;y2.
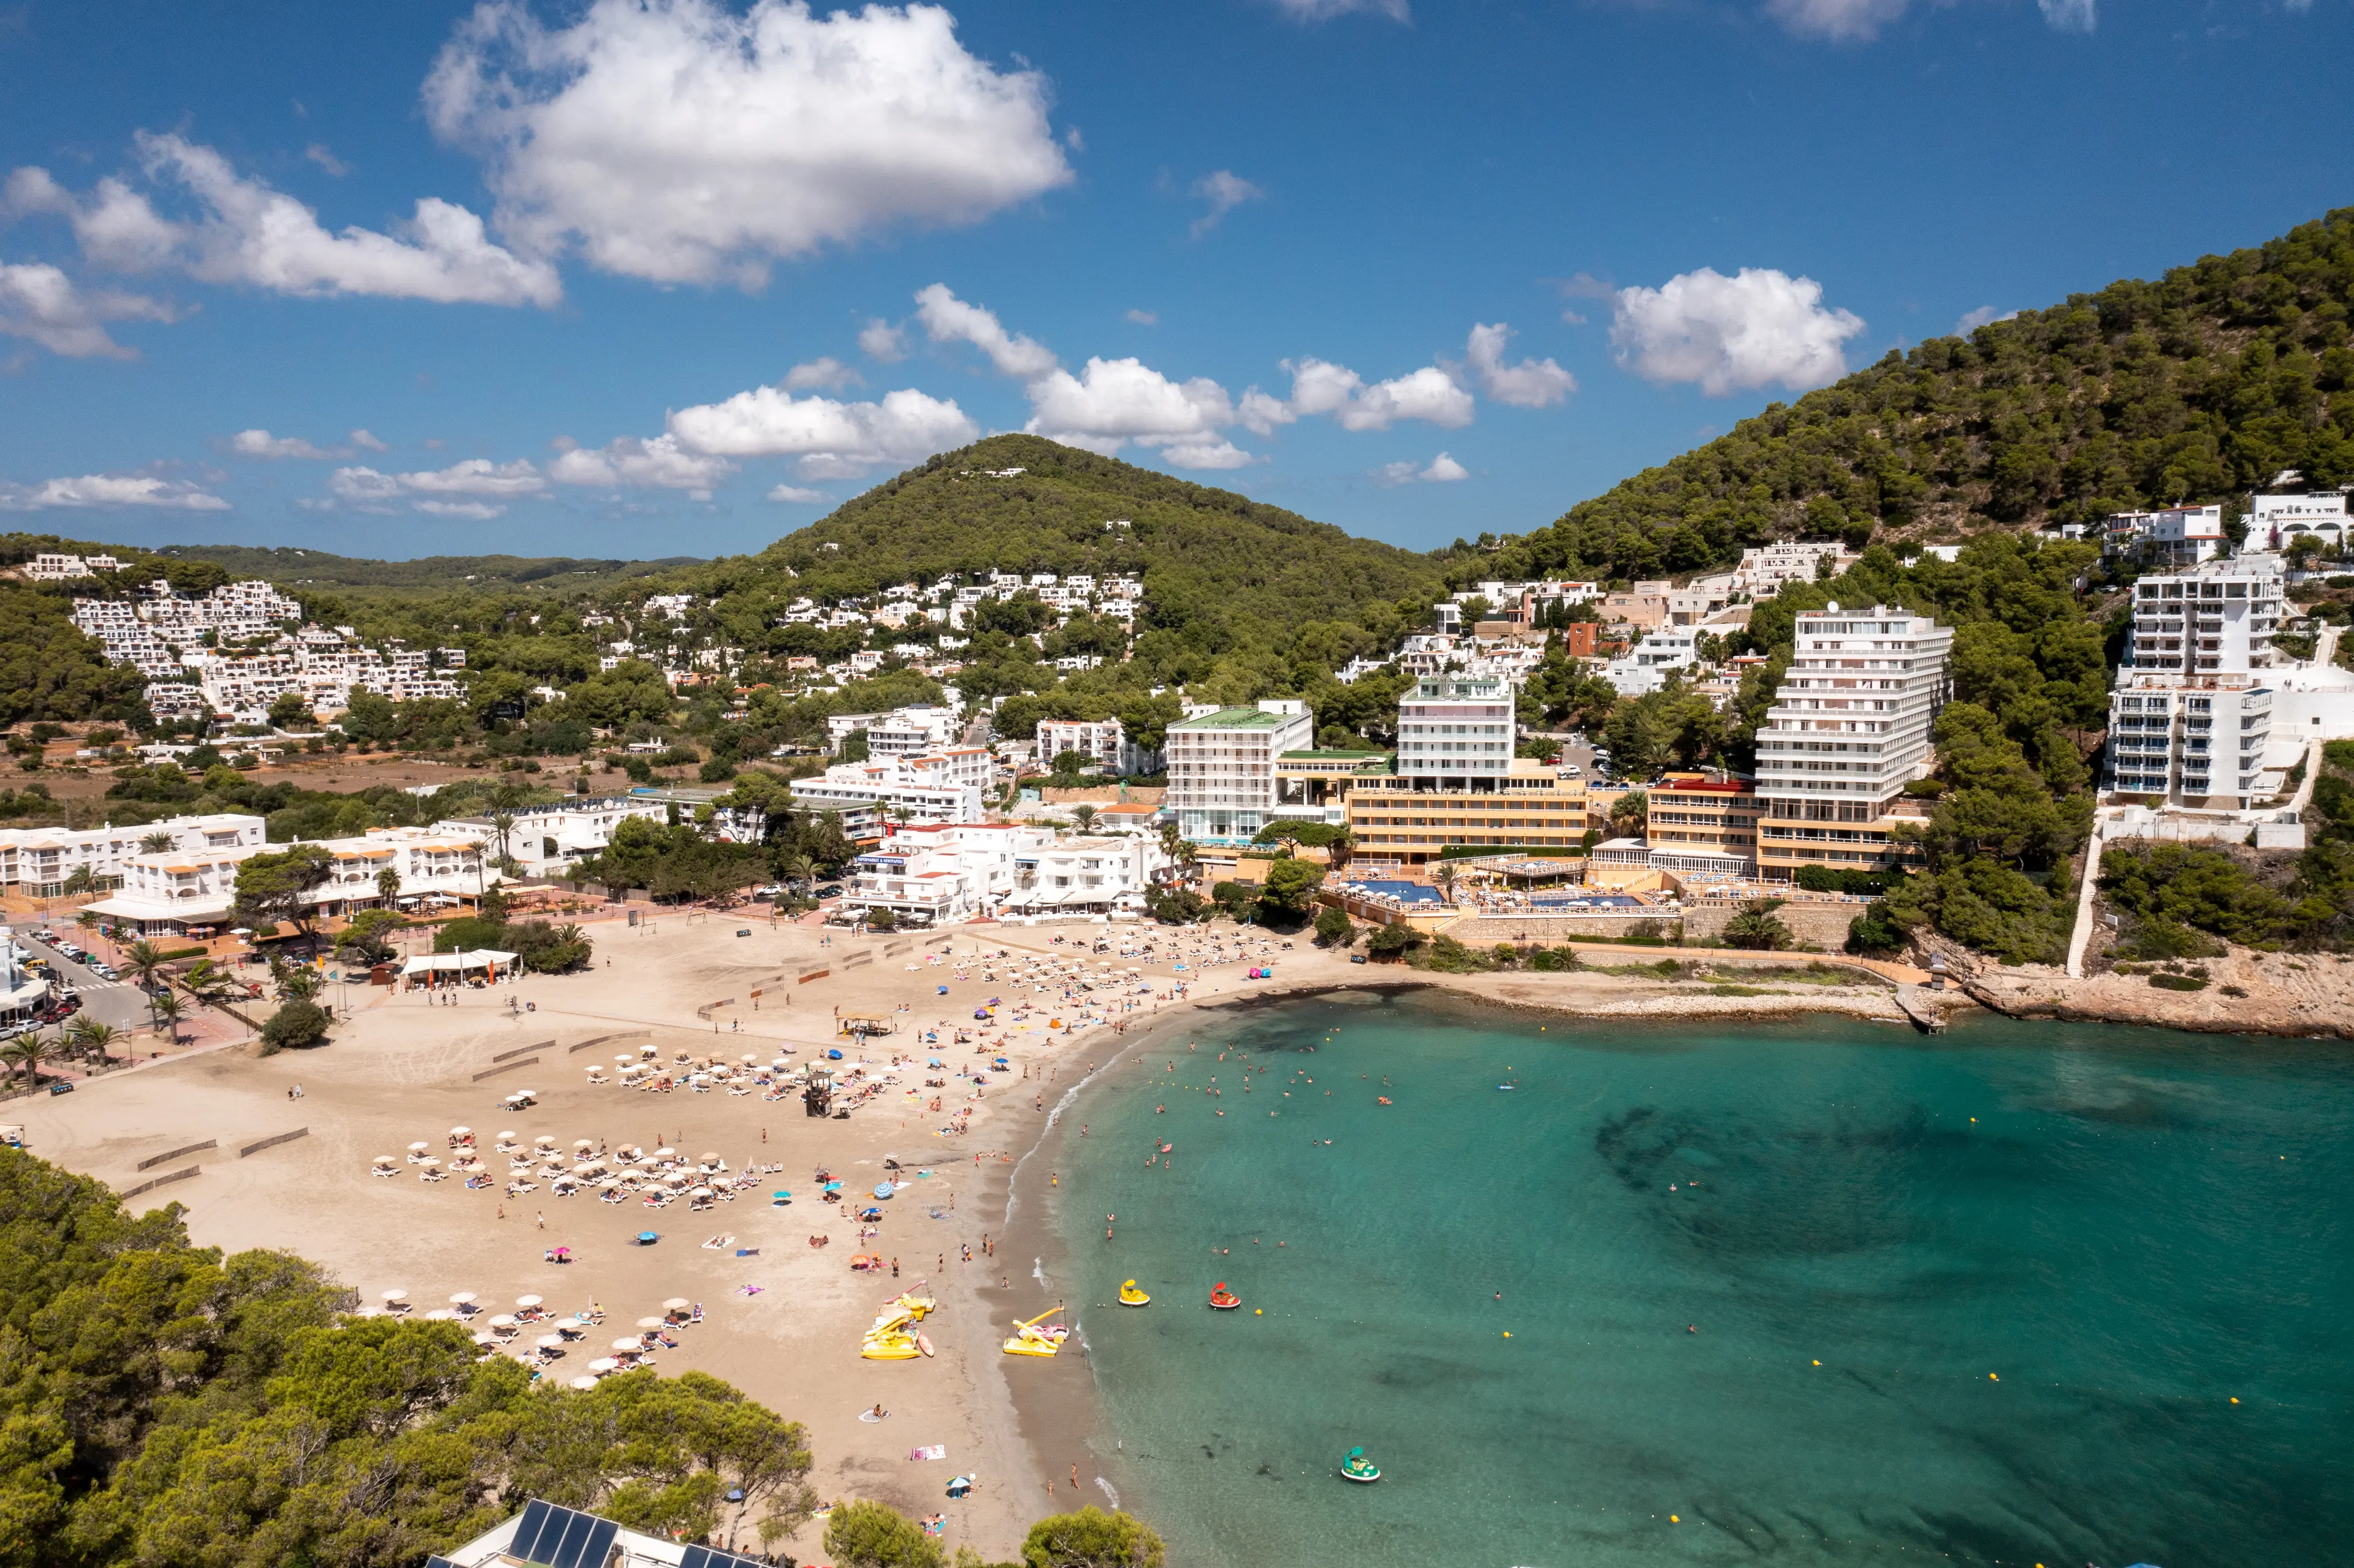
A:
1341;1446;1381;1483
1118;1279;1151;1306
1209;1283;1241;1310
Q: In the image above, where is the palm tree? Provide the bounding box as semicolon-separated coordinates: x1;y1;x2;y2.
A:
1157;823;1184;863
376;866;403;908
139;831;174;854
1;1032;59;1088
776;851;817;902
149;992;185;1046
1432;861;1461;905
1071;804;1099;832
61;866;94;897
65;1016;116;1066
122;939;170;1022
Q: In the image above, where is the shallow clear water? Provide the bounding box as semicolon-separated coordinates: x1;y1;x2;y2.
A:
1051;990;2353;1568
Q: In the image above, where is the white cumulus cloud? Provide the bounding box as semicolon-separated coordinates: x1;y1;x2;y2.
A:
1024;356;1238;457
2038;0;2095;29
1189;170;1263;238
913;283;1057;377
398;457;546;496
1269;0;1409;20
667;384;976;479
0;473;229;511
1276;357;1474;432
859;318;907;362
783;356;859;391
229;428;384;460
1954;306;2020;334
1765;0;1908;41
1159;440;1254;470
1609;267;1864;396
0;261;176;359
766;483;831;503
424;0;1073;288
1463;322;1575;408
1124;308;1157;326
328;457;544;511
1375;452;1469;487
6;135;559;306
550;433;733;492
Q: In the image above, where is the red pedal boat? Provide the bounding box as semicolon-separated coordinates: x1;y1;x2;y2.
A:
1208;1283;1241;1310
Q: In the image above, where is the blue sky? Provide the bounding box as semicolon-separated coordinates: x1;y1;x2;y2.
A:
1;0;2347;561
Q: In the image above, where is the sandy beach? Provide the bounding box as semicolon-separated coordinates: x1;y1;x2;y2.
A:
5;913;1941;1560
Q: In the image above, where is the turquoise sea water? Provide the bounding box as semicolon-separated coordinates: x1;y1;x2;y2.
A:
1049;991;2353;1568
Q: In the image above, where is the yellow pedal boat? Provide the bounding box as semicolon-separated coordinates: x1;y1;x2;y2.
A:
1117;1280;1151;1306
1002;1306;1068;1357
861;1332;921;1360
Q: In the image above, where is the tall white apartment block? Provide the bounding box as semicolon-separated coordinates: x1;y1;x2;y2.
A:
2105;555;2285;807
1165;699;1315;841
1754;605;1953;823
1395;675;1515;788
2123;555;2283;677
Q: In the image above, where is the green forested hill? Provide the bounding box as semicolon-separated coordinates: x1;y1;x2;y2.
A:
154;545;698;595
690;433;1446;646
1473;208;2354;586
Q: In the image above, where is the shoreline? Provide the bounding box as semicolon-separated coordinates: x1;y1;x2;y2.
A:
9;914;2338;1567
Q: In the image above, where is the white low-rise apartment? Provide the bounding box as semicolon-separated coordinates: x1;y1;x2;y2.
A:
1753;603;1952;827
848;821;1169;923
1165;699;1314;842
1037;716;1162;775
2252;490;2350;554
2121;554;2284;677
1732;541;1856;597
2103;504;2226;567
24;552;123;580
84;826;496;938
790;751;988;826
0;813;265;897
1603;628;1702;696
435;796;672;878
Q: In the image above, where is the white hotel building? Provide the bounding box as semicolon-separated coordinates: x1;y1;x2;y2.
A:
847;821;1169;924
85;826;496;938
0;813;265;898
1753;605;1954;825
1165;700;1314;842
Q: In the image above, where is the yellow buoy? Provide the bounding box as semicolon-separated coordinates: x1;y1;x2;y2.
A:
1989;1373;1999;1381
1503;1331;1511;1338
1670;1515;1680;1523
1812;1360;1821;1366
2231;1396;2240;1404
1255;1308;1263;1315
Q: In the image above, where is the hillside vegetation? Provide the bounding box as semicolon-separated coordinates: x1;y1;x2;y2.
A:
1468;207;2354;587
153;546;698;596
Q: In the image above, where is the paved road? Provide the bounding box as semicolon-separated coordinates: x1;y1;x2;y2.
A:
15;931;157;1033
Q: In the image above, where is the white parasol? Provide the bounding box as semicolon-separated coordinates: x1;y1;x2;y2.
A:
536;1334;566;1350
586;1357;619;1372
515;1294;543;1308
569;1374;601;1390
449;1291;477;1305
407;1141;429;1153
381;1288;408;1301
663;1298;691;1312
612;1337;644;1353
636;1316;666;1330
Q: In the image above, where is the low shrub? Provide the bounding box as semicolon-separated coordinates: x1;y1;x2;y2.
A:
2148;972;2211;992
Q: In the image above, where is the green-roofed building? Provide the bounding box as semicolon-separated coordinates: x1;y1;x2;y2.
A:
1164;699;1315;842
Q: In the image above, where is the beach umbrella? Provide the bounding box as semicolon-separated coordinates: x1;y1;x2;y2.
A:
653;1146;677;1159
569;1375;601;1390
585;1358;619;1373
612;1337;644;1352
373;1155;395;1166
381;1288;408;1302
536;1334;565;1350
498;1129;517;1140
663;1297;691;1312
535;1135;557;1147
424;1308;457;1322
420;1157;442;1168
574;1139;593;1150
701;1151;722;1165
741;1052;758;1065
449;1291;476;1306
472;1331;497;1347
407;1141;429;1153
636;1316;666;1330
598;1176;622;1189
450;1125;471;1138
488;1314;517;1328
688;1186;714;1198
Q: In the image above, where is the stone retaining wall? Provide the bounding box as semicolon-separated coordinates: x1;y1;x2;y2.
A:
1684;899;1857;951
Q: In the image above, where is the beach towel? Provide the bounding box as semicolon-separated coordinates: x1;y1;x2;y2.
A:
734;1284;763;1296
735;1247;760;1256
910;1445;947;1461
